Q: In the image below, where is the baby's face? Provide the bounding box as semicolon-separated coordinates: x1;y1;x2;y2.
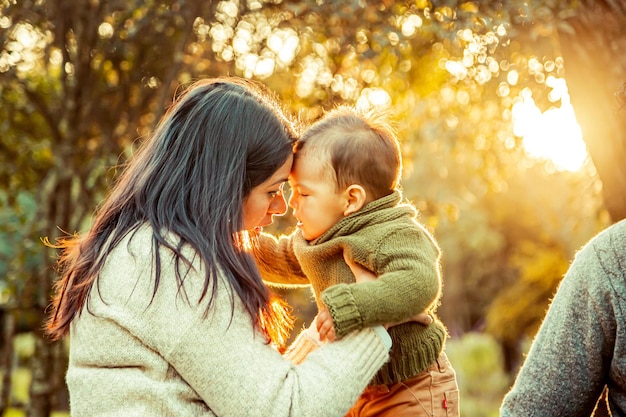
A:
288;153;347;241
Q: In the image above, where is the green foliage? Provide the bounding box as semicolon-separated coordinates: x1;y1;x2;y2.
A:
481;163;605;347
0;365;69;416
10;368;30;404
13;333;36;365
446;333;510;417
0;0;621;413
1;407;69;417
486;241;568;344
0;191;40;307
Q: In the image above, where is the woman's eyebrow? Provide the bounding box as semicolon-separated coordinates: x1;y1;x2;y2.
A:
270;177;288;187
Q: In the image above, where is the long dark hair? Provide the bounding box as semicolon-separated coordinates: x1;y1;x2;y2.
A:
46;78;297;347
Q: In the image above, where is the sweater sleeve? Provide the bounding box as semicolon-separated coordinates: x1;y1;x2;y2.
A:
500;226;622;416
167;279;389;417
108;246;389;416
321;225;441;338
283;321;324;364
251;231;310;287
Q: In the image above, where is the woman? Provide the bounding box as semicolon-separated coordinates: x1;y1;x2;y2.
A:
46;77;391;416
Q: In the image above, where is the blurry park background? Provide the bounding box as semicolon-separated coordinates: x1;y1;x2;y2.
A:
1;0;626;416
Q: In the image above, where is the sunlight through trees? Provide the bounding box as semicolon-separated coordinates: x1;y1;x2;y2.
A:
2;1;625;415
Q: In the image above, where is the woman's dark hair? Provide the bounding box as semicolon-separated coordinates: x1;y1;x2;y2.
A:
46;77;297;346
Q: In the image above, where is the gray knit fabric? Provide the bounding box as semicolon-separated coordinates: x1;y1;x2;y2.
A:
66;225;390;416
500;219;626;417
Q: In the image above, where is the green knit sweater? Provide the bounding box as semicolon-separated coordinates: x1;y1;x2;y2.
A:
255;191;448;385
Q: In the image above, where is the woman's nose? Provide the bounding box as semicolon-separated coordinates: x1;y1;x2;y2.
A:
270;193;288;216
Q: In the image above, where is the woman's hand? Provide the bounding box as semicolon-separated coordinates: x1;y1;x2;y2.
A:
342;251;376;284
342;251;433;328
385;313;432;329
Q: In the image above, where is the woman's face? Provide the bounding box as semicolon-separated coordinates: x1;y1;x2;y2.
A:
242;154;293;230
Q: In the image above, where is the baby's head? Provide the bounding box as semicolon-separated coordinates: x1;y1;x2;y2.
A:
289;106;402;241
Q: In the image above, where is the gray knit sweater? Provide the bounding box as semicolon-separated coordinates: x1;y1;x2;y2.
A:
254;191;447;385
66;225;390;416
500;219;626;417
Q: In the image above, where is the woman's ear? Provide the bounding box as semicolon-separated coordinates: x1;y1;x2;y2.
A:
343;185;367;216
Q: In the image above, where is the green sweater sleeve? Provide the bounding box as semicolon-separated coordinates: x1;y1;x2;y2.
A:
321;226;441;338
252;232;310;287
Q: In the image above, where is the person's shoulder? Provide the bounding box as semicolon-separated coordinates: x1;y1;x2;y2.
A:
108;224;158;262
583;219;626;256
570;220;626;292
107;224;184;272
601;218;626;241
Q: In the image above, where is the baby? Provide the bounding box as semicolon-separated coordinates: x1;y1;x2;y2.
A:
254;106;459;416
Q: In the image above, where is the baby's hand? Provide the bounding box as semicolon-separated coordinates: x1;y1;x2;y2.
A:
316;306;337;342
342;251;432;330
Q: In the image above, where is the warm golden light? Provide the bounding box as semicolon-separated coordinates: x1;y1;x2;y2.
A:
356;87;391;110
512;80;588;172
0;23;48;74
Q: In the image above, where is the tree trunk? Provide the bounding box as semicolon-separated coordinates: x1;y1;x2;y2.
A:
52;341;69;412
558;0;626;222
438;260;471;337
27;174;70;417
27;329;54;417
0;308;16;414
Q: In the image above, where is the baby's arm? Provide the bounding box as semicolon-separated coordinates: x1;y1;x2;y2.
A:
251;231;310;287
321;227;441;339
317;254;432;341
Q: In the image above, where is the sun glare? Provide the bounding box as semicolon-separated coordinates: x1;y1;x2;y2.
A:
512;78;588;172
356;87;392;110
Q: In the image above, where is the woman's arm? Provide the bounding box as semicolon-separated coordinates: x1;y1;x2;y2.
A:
102;239;390;417
165;275;390;417
251;231;310;287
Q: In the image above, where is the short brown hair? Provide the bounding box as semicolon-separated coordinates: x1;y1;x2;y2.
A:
296;106;402;201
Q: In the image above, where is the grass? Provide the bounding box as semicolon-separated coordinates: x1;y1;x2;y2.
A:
10;368;31;404
3;411;69;417
1;367;68;417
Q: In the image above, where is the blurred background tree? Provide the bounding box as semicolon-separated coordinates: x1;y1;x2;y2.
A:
1;0;624;416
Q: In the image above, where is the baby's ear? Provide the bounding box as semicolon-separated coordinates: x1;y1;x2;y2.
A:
343;185;367;216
